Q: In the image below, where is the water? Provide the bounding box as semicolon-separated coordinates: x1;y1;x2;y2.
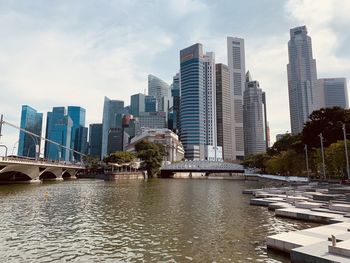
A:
0;179;318;262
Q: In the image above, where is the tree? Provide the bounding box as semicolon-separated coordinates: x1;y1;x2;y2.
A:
268;133;303;155
265;149;305;176
135;140;166;177
302;107;350;149
103;151;136;164
242;153;269;173
83;155;101;173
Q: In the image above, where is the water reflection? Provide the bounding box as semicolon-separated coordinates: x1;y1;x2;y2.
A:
0;179;318;262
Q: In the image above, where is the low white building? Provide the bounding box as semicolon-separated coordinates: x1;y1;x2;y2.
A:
205;145;223;162
126;128;185;162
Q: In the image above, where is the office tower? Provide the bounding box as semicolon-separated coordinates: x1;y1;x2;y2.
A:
287;25;317;134
139;112;167;129
227;36;246;160
17;105;43;159
148;74;171;112
124;117;141;141
130;93;146;117
45;107;72;161
101;96;124;157
243;71;266;156
124;106;131;114
180;43;206;160
262;92;269;149
314;78;349;109
171;73;180;132
89;123;102;159
216;63;234;161
67;106;86;161
145;95;157;112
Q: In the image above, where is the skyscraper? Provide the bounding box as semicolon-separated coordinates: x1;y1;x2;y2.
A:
101;96;124;157
145;95;157;112
180;43;206;160
130;93;146;117
67;106;86;161
171;73;180;132
314;78;349;109
216;63;233;161
227;36;246;160
287;25;317;134
89;123;102;159
148;74;171;112
45;107;72;161
243;71;267;156
17;105;43;159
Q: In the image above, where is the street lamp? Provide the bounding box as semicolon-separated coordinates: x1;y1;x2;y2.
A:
304;144;310;180
319;133;326;180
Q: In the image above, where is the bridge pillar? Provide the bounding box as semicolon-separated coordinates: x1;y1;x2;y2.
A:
0;164;40;180
39;167;63;180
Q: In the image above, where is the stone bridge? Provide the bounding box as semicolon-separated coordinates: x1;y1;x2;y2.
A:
0;156;85;182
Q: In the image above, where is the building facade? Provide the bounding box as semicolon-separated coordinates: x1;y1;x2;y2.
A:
67;106;86;161
17;105;43;159
216;63;234;161
314;78;349;109
139;112;167;129
89;123;103;159
287;26;317;134
130;93;146;117
180;43;206;160
148;74;171;112
171;73;180;133
145;95;157;112
101;96;124;157
227;36;246;160
243;72;267;156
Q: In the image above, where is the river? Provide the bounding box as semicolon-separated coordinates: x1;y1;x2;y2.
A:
0;179;318;262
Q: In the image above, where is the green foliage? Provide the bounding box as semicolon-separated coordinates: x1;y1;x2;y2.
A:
265;149;305;176
268;133;303;155
83;155;101;172
103;151;136;164
242;153;269;173
135;140;166;177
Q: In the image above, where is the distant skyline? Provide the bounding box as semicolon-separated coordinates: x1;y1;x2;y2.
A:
1;0;350;152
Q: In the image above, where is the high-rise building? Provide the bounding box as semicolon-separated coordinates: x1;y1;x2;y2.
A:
45;107;72;161
227;36;246;160
216;63;234;161
130;93;146;117
139;112;167;129
145;95;157;112
89;123;102;159
287;26;317;134
243;71;267;156
180;43;206;160
101;96;124;157
17;105;43;159
67;106;86;161
171;73;180;132
148;74;171;112
314;78;349;109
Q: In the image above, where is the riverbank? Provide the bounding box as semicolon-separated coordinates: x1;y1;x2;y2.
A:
244;182;350;262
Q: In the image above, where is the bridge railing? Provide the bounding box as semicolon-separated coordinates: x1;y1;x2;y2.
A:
0;156;85;168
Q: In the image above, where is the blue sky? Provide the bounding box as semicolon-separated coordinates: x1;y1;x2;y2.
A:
0;0;350;153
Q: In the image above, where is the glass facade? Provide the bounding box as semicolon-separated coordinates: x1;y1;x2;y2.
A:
17;105;43;158
145;95;157;112
89;123;103;159
68;106;86;161
130;93;146;117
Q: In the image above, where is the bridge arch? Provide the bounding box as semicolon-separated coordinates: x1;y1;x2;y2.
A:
0;171;32;182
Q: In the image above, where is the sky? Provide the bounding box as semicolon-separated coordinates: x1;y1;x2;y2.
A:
1;0;350;155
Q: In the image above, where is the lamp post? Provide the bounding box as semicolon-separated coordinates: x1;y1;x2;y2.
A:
304;144;310;180
342;123;350;180
319;133;326;180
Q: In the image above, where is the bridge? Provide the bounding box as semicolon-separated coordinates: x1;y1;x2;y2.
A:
0;156;85;182
160;160;245;178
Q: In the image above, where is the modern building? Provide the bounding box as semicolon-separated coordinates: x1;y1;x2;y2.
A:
139;111;167;129
44;107;72;161
180;43;206;160
101;96;124;157
216;63;234;161
314;78;349;109
126;128;185;163
130;93;145;117
243;71;267;156
89;123;103;159
148;74;171;112
145;95;157;112
170;73;180;133
287;26;317;134
67;106;86;161
17;105;43;159
227;36;246;160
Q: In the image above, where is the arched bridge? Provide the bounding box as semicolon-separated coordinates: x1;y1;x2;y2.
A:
0;156;85;182
160;160;245;178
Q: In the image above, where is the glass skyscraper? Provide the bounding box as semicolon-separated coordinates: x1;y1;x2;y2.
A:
130;93;145;117
101;96;124;157
314;78;349;109
17;105;43;159
148;74;171;112
145;95;157;112
180;43;206;160
67;106;86;161
287;26;317;134
89;123;103;159
44;107;72;161
171;73;180;132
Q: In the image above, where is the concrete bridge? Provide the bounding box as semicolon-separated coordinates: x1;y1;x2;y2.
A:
0;156;85;183
160;160;245;178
